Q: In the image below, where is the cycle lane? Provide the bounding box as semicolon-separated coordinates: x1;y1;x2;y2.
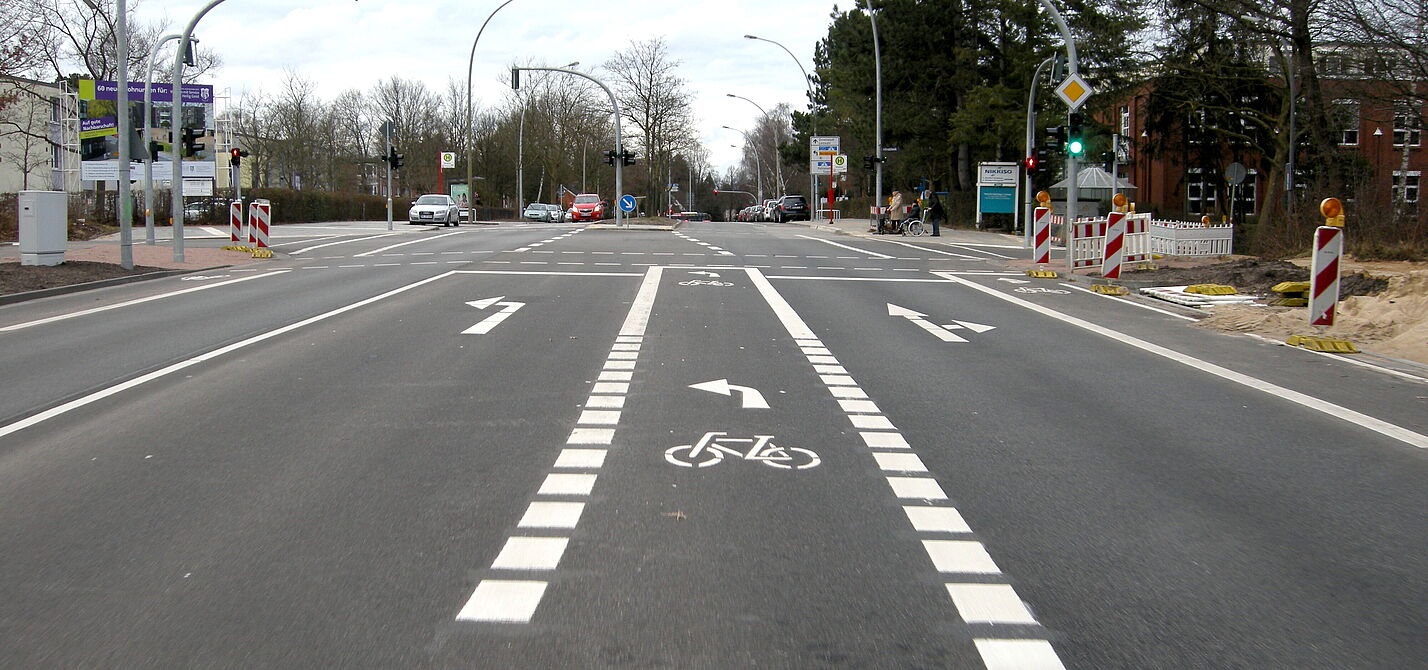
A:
443;265;1058;668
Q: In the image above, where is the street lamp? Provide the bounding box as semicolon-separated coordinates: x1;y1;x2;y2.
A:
727;93;782;195
724;127;764;202
744;34;818;215
868;8;884;227
514;65;627;227
169;0;230;264
516;61;578;214
142;33;181;247
466;0;519;222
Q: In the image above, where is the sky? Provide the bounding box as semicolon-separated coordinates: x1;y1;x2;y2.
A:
133;0;843;174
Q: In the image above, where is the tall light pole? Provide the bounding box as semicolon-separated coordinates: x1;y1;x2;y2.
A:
514;65;626;227
116;0;133;269
724;127;764;202
727;93;782;196
516;61;577;214
869;8;884;227
142;33;181;246
170;0;228;264
465;0;518;221
744;34;818;215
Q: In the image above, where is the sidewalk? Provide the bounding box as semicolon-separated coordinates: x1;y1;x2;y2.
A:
787;216;1026;248
1;239;260;271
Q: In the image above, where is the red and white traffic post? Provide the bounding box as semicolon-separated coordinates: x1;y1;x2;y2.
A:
1309;198;1346;326
1032;190;1052;264
1101;193;1131;279
229;200;244;243
248;199;271;249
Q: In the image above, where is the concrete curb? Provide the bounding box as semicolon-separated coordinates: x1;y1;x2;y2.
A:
0;265;232;306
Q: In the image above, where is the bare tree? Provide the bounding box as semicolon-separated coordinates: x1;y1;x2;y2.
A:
603;37;697;205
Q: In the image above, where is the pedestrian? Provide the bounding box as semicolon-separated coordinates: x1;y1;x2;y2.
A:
923;187;945;236
886;190;906;234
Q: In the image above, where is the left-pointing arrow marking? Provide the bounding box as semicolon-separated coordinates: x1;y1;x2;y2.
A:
463;296;526;334
887;303;968;342
689;379;771;409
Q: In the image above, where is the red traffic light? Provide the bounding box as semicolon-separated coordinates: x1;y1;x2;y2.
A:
1024;156;1039;172
713;189;720;194
231;148;241;160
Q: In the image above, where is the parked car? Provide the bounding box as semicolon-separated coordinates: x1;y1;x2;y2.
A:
760;199;778;222
773;195;810;223
568;193;607;222
409;194;461;226
523;203;561;222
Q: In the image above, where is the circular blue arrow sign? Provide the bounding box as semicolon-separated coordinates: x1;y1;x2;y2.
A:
619;194;636;212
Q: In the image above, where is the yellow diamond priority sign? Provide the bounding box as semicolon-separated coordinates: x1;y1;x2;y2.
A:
1055;73;1093;110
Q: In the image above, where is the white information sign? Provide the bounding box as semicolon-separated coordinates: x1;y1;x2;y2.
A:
832;154;849;173
440;151;456;169
977;162;1020;187
811;135;840;156
183;178;214;197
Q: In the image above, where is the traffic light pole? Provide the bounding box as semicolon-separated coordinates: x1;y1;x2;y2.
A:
869;9;884;228
1032;0;1082;272
170;0;229;264
116;0;133;269
385;125;393;231
515;66;624;228
1024;56;1053;249
143;33;180;246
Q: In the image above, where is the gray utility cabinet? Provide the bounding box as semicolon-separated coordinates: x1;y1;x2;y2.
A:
18;191;68;266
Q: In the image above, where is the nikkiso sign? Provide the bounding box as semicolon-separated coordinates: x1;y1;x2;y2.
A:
977;162;1020;187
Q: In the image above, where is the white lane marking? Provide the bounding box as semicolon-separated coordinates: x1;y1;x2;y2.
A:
538;473;598;496
887;476;948;500
290;232;398;254
491;537;569;570
838;399;882;414
608;351;639;360
1058;281;1197;321
744;268;817;340
619;267;664;337
870;238;981;259
554;449;607;469
616;336;642;343
604;360;636;371
814;365;848;375
269;235;340;247
611;343;640;351
850;415;896;430
566;428;614;444
945;244;1017;259
973;640;1068;670
1242;332;1427;383
808;355;840;365
462;299;526;335
0;272;454;439
519;502;586;529
861;431;908;448
770;276;955;283
887;304;968;342
585;396;625;409
576;410;621;425
688;379;771;409
446;271;640;279
795;235;896;259
802;347;833;356
456;580;547;623
0;271;290;332
872;452;929;472
593;382;630;394
356;232;464;256
904;506;972;533
820;374;857;386
923;540;1002;574
829;387;869;400
200;226;226;237
599;371;633;382
936;272;1428;450
947;584;1039;624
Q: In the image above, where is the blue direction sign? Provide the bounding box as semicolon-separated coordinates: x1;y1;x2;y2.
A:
619;194;636;212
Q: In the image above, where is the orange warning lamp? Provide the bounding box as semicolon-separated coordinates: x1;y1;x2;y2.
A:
1112;192;1128;213
1320;197;1345;227
1035;190;1051;204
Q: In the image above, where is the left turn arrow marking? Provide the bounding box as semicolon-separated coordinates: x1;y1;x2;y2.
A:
463;297;526;335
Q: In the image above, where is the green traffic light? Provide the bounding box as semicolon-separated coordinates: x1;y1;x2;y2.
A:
1068;140;1084;156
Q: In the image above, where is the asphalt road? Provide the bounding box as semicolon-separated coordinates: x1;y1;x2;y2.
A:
0;220;1423;669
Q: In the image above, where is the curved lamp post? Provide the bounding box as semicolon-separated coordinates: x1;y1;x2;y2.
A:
723;128;764;202
514;66;626;228
169;0;229;263
142;33;181;246
726;93;782;196
465;0;518;221
744;34;818;213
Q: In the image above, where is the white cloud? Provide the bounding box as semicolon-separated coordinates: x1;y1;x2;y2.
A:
138;0;837;175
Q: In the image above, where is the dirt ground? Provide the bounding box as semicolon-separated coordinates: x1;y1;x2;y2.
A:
0;243;260;297
1121;256;1428;365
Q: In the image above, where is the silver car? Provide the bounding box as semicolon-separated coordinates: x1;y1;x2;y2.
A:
408;194;461;226
523;203;561;223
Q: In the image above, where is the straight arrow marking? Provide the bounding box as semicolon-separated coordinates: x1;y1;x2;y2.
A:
689;379;770;409
464;298;526;335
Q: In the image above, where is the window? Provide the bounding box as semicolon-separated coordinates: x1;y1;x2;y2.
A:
1393;171;1420;204
1333;100;1360;146
1186;168;1218;214
1119;105;1130;136
1393;101;1422;147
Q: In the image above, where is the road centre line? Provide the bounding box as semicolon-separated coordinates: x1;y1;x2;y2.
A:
935;271;1428;449
0;271;291;332
795;235;897;259
290;233;398;254
0;271;458;440
353;231;466;257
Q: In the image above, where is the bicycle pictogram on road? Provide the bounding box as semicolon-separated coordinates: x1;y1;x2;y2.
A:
665;431;820;470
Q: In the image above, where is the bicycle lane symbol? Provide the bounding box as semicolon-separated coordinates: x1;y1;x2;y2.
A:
665;431;820;470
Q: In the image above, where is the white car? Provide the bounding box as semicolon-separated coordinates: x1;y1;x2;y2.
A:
408;194;461;226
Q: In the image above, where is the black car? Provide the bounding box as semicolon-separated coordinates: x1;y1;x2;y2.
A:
773;195;810;222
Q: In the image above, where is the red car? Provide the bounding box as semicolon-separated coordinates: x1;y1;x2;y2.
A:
569;193;607;221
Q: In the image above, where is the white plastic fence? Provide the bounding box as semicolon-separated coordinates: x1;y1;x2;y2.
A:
1063;214;1234;267
1148;220;1235;256
1069;214;1152;268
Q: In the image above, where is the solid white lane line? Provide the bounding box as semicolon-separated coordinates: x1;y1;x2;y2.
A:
973;640;1068;670
491;537;569;570
947;584;1039;624
291;232;398;254
567;428;615;444
937;272;1428;450
795;235;897;259
861;431;909;448
455;580;547;623
0;271;290;332
0;271;455;439
1058;281;1198;320
903;506;972;533
923;540;1002;574
888;476;948;500
554;449;607;469
1242;332;1427;383
870;238;982;259
538;473;598;496
872;452;929;472
518;502;586;529
948;243;1018;259
356;232;464;256
585;396;625;409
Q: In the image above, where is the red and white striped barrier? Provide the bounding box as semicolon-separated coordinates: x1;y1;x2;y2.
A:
1309;226;1342;325
1071;215;1151;268
1102;212;1127;279
248;199;271;248
1032;207;1051;264
229;200;243;243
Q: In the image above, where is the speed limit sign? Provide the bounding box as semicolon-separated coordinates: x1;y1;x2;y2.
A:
440;151;456;168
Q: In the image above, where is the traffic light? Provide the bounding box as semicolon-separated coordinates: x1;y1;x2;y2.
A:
180;128;205;157
148;140;162;162
1023;155;1040;175
1035;144;1051;172
229;147;249;167
621;150;636;166
1067;112;1085;157
392;150;405;170
1045;126;1066;151
511;68;520;90
602;150;616;166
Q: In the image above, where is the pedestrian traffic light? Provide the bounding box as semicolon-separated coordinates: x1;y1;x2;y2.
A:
1067;112;1085;157
1035;145;1051;171
602;150;616;166
621;150;636;166
1045;126;1066;151
229;147;246;167
392;150;405;170
180;128;205;157
1023;155;1040;175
